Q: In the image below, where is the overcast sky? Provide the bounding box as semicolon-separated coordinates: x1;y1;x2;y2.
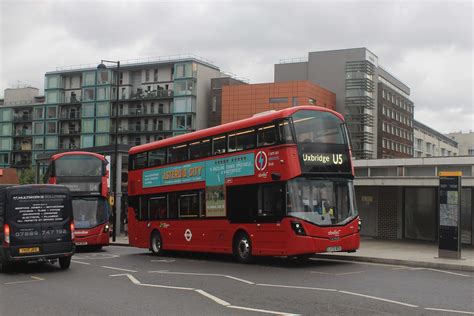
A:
1;0;472;133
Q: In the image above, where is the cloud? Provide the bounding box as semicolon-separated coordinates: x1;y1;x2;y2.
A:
1;0;472;131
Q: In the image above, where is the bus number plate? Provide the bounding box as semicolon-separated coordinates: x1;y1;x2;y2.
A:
19;247;40;254
326;246;342;252
76;242;88;246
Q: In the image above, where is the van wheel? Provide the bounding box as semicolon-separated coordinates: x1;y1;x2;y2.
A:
150;231;164;255
233;232;253;263
59;257;71;270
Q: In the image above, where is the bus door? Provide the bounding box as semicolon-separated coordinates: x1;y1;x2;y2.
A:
253;183;286;253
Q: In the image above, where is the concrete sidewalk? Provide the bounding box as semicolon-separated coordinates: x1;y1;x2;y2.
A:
110;235;474;272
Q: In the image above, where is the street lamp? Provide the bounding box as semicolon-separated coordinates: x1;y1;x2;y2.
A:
97;60;120;242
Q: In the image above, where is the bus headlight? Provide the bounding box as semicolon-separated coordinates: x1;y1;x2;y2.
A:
103;223;110;233
358;219;362;232
291;221;306;236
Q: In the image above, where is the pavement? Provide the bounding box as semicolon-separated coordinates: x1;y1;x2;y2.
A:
110;235;474;272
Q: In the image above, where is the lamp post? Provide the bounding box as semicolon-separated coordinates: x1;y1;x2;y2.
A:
97;60;120;242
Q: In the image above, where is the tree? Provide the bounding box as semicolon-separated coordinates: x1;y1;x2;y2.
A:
19;167;35;184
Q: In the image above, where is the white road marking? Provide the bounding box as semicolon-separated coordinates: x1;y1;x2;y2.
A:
74;254;119;260
195;289;230;306
148;270;255;285
151;259;176;263
424;307;474;314
4;276;44;285
71;260;91;265
257;283;337;292
339;290;418;308
411;268;471;277
101;265;137;273
310;271;365;276
111;273;298;315
227;305;300;316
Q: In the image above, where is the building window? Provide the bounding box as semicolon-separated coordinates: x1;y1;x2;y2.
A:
0;138;11;150
45;136;58;150
97;70;110;84
82;103;95;117
33;122;44;135
0;108;12;121
82;119;94;133
96;102;110;116
145;69;150;82
46;122;57;134
95;134;109;146
83;88;95;101
96;119;109;133
81;135;94;148
33;137;44;150
269;97;288;103
96;87;109;101
47;106;57;119
154;69;158;82
382;89;386;99
83;72;96;86
308;98;316;105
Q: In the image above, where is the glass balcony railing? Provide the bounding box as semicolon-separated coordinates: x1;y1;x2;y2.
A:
14;129;32;136
13;115;33;122
60;128;81;135
13;144;32;151
130;89;174;100
60;111;81;119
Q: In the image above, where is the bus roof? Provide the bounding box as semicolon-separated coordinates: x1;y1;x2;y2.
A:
130;105;344;155
51;151;106;161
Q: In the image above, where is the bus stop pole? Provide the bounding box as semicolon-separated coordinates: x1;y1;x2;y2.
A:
115;153;122;240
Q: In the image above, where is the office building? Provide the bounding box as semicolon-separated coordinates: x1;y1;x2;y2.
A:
413;120;458;157
275;48;415;159
446;131;474;156
209;79;336;126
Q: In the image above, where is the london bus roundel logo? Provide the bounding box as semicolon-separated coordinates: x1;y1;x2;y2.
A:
184;229;192;242
255;151;268;171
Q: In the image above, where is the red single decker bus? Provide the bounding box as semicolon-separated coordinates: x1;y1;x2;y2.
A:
128;106;360;263
45;151;110;249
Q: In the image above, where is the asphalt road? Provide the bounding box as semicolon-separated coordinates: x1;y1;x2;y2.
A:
1;246;473;316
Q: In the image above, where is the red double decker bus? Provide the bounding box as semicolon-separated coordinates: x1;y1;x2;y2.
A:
128;106;360;262
45;151;110;249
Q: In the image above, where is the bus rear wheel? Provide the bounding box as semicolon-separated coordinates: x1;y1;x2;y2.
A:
233;232;253;264
59;257;71;270
150;231;164;255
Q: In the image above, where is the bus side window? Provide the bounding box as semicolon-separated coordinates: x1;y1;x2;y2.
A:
149;149;166;167
168;192;179;219
212;135;227;155
149;196;167;220
229;129;255;152
132;153;148;170
168;144;188;163
278;120;294;144
189;139;211;160
257;125;277;147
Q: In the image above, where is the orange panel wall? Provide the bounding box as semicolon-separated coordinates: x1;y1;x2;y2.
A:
221;81;336;124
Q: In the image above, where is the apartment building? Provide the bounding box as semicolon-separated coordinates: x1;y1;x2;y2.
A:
414;120;458;157
0;55;223;168
275;48;415;159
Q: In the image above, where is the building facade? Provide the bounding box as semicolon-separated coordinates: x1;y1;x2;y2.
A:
0;56;223;170
0;87;45;168
209;80;336;126
414;120;458;157
209;77;248;127
275;48;415;159
446;131;474;156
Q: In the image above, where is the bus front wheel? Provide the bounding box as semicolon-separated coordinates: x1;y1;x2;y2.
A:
150;231;164;255
233;232;253;264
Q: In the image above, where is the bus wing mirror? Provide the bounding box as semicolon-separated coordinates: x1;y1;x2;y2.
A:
271;173;281;181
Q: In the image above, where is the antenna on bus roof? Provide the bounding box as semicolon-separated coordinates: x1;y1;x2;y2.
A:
252;110;277;117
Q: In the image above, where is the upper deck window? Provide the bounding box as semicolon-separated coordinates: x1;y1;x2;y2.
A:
168;144;188;163
229;129;255;152
55;155;104;177
292;110;345;145
213;135;227;155
257;125;278;147
189;139;211;160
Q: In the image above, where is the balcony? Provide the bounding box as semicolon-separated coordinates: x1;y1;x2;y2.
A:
59;112;81;120
60;128;81;135
59;143;79;150
113;125;165;134
129;89;174;101
13;114;33;122
11;160;32;168
13;144;32;151
13;129;32;137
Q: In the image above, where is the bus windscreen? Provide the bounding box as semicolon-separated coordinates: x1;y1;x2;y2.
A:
72;197;109;229
55;156;104;177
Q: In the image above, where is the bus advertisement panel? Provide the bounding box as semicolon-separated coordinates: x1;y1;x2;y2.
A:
128;106;360;263
45;152;110;249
